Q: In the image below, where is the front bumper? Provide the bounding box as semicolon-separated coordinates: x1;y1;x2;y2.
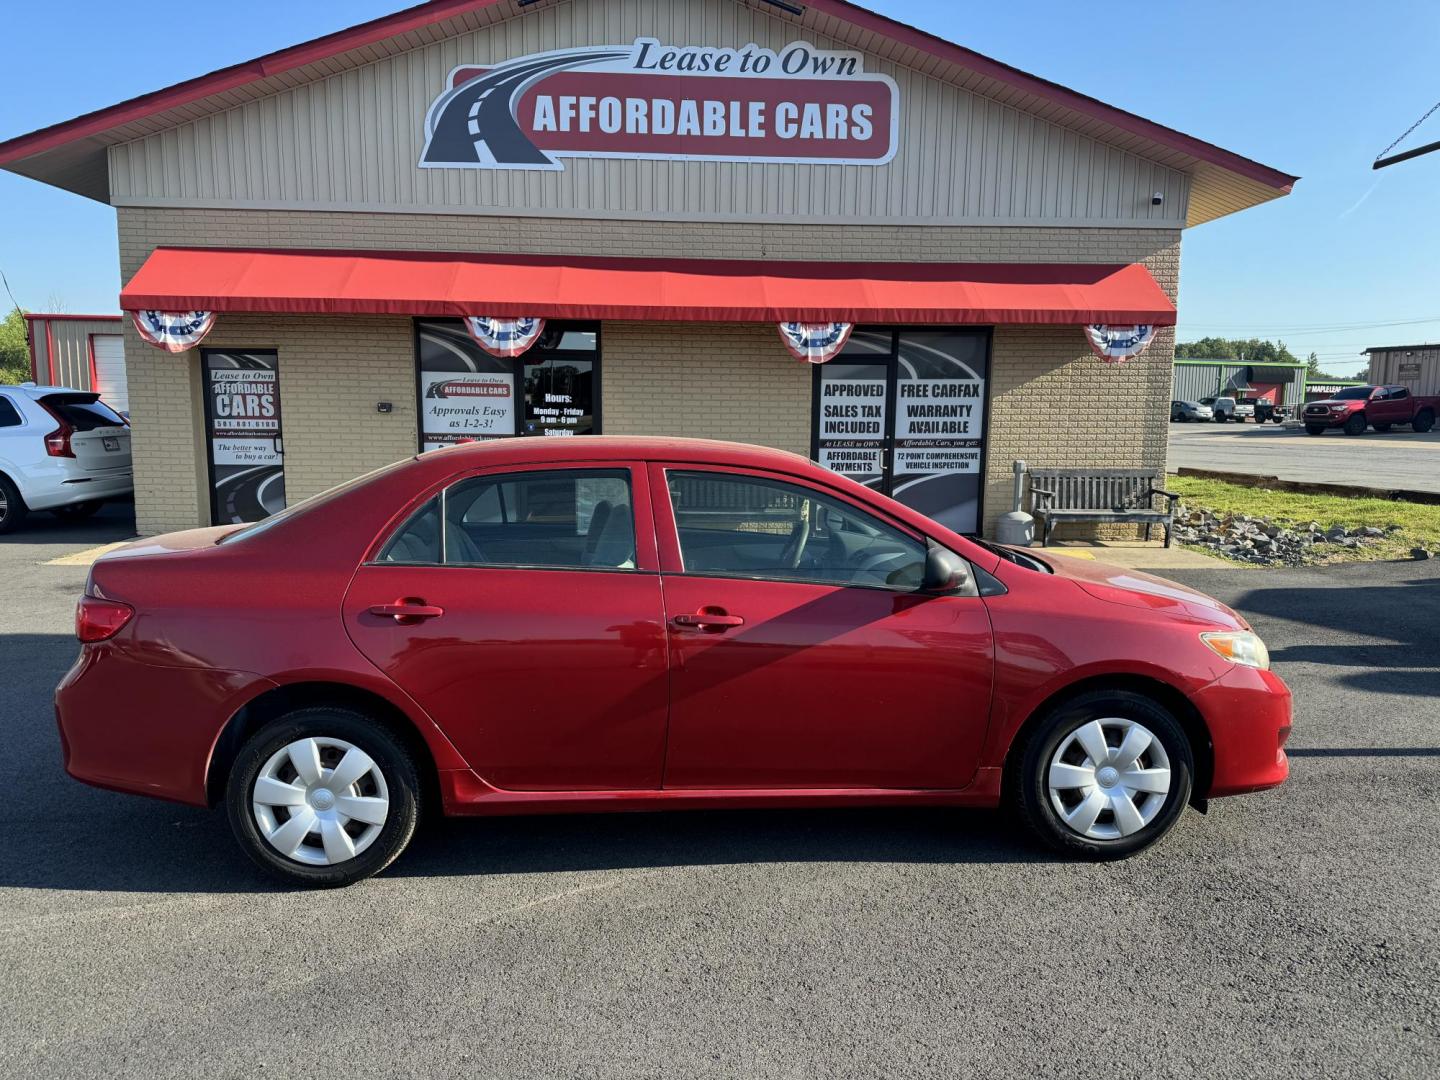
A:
1192;664;1291;797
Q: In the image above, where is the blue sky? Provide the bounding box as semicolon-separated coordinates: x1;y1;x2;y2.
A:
2;0;1438;376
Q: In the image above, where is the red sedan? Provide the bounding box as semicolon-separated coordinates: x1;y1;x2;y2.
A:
57;437;1290;886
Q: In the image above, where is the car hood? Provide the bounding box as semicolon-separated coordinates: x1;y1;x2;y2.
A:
1305;398;1358;408
1039;552;1247;629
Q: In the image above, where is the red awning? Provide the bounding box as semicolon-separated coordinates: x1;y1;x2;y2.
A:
120;247;1176;325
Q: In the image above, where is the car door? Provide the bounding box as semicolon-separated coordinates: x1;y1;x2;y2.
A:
1376;386;1409;425
651;463;995;791
343;462;670;791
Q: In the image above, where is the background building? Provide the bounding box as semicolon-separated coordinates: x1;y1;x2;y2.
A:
1366;344;1440;396
23;314;128;413
1172;357;1308;413
0;0;1294;537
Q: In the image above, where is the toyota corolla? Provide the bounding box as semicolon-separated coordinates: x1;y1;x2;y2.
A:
56;437;1290;886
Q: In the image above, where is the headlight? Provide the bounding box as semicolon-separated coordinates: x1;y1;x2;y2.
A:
1201;631;1271;670
1329;404;1347;412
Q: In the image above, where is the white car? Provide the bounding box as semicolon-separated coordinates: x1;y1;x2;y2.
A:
0;383;133;533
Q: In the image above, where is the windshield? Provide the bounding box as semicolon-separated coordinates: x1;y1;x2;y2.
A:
219;458;414;544
1332;387;1373;400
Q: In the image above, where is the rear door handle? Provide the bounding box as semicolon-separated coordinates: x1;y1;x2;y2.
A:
369;601;445;623
672;611;745;631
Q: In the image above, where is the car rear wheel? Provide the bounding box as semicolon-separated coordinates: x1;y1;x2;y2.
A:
225;707;421;887
51;500;103;520
1415;411;1435;434
1344;414;1367;436
0;474;28;534
1010;690;1193;859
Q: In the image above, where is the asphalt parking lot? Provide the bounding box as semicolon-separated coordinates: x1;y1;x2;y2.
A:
2;520;1437;1079
1169;421;1440;492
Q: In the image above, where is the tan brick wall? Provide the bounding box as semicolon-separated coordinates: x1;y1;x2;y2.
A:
118;207;1179;536
604;322;810;456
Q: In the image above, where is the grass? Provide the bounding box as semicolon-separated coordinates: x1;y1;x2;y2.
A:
1168;475;1440;563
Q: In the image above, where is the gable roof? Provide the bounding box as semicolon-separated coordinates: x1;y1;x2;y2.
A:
0;0;1297;226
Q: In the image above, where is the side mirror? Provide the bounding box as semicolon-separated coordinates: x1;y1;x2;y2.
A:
922;542;971;594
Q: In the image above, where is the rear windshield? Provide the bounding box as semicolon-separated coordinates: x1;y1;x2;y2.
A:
1332;387;1374;400
218;458;414;545
41;393;126;431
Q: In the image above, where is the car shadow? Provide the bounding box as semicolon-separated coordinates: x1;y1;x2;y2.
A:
0;795;1056;895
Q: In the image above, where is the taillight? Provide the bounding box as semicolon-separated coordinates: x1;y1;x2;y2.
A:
38;401;76;458
76;596;134;642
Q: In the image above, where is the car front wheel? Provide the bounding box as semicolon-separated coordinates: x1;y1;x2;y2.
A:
225;707;421;887
1010;690;1193;859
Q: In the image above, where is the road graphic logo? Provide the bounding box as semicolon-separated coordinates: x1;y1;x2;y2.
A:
420;39;900;170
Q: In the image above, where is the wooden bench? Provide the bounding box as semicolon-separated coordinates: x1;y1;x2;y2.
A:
1027;468;1181;548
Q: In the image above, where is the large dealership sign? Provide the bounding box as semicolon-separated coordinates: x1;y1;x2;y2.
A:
420;39;899;170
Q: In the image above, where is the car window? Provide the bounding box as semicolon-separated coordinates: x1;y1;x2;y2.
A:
0;396;22;428
1333;387;1372;400
379;468;636;570
667;470;927;590
1390;387;1410;400
39;393;125;430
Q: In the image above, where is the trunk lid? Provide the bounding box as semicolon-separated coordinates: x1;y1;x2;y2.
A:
40;393;132;473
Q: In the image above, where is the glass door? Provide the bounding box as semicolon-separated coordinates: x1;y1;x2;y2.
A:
812;328;991;534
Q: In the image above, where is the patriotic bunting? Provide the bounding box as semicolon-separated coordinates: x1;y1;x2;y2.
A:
132;310;217;353
778;322;854;364
1085;324;1158;363
464;316;547;358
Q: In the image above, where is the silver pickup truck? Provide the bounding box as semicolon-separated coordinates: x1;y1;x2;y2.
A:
1199;395;1254;422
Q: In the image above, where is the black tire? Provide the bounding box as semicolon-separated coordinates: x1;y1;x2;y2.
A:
1414;411;1435;434
0;473;28;534
1009;689;1194;860
51;500;103;521
225;707;422;887
1344;413;1367;436
1305;425;1326;436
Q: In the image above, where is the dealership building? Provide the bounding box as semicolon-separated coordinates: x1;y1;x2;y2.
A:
0;0;1294;537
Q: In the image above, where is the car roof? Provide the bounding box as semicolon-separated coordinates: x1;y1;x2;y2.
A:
0;383;86;397
421;435;820;473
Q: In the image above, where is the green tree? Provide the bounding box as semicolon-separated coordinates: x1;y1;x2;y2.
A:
0;307;31;384
1175;336;1298;364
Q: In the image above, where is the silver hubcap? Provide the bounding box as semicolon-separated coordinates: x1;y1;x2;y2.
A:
252;737;390;866
1047;718;1172;840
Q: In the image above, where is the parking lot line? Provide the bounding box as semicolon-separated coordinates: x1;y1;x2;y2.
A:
43;542;130;567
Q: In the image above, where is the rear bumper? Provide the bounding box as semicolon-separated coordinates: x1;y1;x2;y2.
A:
21;466;133;510
1193;665;1291;797
55;642;271;806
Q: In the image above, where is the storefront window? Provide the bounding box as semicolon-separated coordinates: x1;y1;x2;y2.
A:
414;320;600;449
811;328;990;534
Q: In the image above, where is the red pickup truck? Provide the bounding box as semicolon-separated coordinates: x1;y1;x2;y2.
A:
1302;385;1438;436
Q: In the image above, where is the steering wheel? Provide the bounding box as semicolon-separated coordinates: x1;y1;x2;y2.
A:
779;502;814;570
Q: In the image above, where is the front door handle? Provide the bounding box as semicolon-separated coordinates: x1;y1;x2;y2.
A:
369;600;445;623
672;610;745;631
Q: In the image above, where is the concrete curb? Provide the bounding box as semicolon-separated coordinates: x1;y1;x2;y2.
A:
1173;468;1440;506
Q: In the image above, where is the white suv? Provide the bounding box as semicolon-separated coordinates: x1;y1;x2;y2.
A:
0;384;133;533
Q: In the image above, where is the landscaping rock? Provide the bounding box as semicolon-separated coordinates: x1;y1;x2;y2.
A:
1413;547;1433;561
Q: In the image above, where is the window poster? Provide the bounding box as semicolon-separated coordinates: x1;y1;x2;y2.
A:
816;361;888;489
202;350;286;525
892;332;988;534
416;321;599;448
